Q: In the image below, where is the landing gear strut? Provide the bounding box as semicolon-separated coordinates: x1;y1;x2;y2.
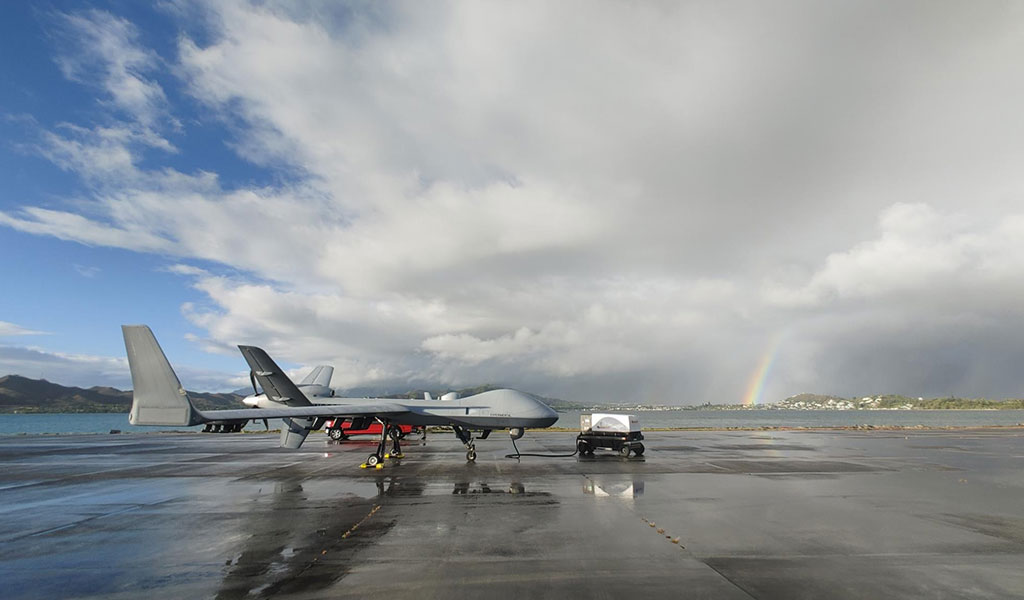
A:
453;425;477;461
364;419;404;468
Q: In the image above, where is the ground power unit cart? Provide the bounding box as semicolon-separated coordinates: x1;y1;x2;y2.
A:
576;413;645;457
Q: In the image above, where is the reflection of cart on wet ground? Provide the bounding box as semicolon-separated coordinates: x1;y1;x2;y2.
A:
324;417;423;441
576;413;645;457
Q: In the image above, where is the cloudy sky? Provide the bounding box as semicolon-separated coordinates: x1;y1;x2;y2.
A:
2;1;1023;404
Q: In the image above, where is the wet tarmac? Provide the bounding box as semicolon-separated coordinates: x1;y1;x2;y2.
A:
1;428;1023;599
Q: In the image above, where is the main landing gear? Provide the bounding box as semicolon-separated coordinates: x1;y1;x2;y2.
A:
453;425;477;461
362;419;404;469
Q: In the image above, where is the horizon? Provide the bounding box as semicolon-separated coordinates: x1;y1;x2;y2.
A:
4;372;1024;408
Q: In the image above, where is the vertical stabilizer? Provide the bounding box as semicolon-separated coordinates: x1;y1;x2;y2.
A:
122;325;200;426
238;346;312;406
299;365;334;387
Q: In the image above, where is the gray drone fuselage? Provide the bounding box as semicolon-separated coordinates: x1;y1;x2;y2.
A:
243;388;558;430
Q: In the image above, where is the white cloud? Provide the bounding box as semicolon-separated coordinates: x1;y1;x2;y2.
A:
52;10;175;130
6;2;1024;402
0;206;174;252
165;264;208;277
73;264;101;278
0;322;49;337
765;204;1024;309
8;9;179;198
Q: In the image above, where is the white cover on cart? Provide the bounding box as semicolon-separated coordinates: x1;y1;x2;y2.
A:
580;413;641;433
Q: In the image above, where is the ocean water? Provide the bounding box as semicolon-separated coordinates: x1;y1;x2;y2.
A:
1;410;1023;435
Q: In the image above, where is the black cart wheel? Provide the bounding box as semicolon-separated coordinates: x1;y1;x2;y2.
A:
577;440;590;455
328;428;345;440
633;444;645;456
619;446;631;457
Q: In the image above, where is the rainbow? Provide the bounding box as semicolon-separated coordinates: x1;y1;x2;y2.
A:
742;336;783;406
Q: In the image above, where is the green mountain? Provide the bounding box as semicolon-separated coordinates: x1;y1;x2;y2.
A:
0;374;245;414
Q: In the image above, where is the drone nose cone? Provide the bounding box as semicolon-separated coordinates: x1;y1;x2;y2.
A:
485;389;559;427
544;407;558;426
523;393;558;427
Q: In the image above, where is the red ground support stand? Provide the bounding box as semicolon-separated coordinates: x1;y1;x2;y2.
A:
324;419;421;441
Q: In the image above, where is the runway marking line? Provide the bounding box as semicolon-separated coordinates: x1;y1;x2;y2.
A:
340;504;382;540
641;516;685;549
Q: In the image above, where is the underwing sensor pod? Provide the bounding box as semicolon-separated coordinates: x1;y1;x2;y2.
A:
122;325;558;466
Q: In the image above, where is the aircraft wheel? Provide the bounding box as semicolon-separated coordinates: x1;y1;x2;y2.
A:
328;428;345;441
366;454;380;467
619;446;631;458
466;449;477;462
633;444;645;456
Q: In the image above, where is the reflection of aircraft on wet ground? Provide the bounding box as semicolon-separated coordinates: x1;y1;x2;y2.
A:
583;480;645;498
215;478;421;599
453;481;527;495
122;325;558;466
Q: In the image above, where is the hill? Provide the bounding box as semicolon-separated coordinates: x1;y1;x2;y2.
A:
773;393;1024;410
0;375;245;414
